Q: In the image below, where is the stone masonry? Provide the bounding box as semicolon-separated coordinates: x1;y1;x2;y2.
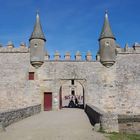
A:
0;45;139;112
0;12;140;133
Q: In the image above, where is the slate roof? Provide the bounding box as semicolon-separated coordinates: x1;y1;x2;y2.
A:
99;12;116;41
29;13;46;41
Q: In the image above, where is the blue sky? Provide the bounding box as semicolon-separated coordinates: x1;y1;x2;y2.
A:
0;0;140;59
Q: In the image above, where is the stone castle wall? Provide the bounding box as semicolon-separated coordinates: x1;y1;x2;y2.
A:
115;53;140;114
0;46;139;116
0;48;41;112
37;52;140;114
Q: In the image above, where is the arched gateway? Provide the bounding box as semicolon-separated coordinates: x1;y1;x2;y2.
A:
59;80;85;109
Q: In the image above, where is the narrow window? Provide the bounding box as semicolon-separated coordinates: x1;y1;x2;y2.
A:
105;41;110;47
34;44;38;48
71;80;74;85
71;90;75;96
29;72;34;80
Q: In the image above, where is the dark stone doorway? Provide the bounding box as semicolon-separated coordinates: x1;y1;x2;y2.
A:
59;80;85;109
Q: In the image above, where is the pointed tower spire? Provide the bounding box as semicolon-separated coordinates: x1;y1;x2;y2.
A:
99;11;115;41
29;12;46;41
98;11;117;68
29;12;46;68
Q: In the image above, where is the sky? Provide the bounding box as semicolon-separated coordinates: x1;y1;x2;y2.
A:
0;0;140;59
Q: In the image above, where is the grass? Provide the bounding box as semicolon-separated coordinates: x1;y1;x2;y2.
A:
108;133;140;140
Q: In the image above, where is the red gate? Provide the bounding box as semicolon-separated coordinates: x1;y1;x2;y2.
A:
44;92;52;111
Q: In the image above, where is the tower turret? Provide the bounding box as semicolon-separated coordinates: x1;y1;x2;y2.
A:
98;11;116;67
29;12;46;68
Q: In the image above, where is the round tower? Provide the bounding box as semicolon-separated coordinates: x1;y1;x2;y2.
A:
29;12;46;68
98;11;116;67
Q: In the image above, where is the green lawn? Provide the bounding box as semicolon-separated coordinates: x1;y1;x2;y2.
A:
108;133;140;140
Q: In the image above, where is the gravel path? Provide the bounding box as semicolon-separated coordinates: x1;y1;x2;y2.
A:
0;109;108;140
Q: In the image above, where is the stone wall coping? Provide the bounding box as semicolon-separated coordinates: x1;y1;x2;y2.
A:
44;60;99;62
118;52;140;54
86;104;140;122
118;114;140;123
85;104;119;133
0;47;29;53
118;114;140;117
86;104;118;116
0;104;41;128
86;104;105;115
0;104;40;114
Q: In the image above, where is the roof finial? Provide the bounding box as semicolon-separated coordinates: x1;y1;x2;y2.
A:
37;9;39;14
36;9;40;20
105;10;108;18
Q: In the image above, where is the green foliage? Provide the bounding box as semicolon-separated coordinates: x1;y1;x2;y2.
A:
108;133;140;140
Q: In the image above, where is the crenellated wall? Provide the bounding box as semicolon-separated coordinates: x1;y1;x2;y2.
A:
0;44;140;117
116;43;140;54
45;51;93;61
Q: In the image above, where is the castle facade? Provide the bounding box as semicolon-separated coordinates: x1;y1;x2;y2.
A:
0;12;139;117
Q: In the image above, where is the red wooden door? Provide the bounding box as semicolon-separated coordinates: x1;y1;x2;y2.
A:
44;92;52;111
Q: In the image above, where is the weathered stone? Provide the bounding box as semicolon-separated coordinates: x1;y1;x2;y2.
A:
0;12;140;134
0;122;6;132
0;104;41;129
94;123;100;132
85;104;119;133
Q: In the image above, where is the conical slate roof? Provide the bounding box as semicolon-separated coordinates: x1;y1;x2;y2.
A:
99;11;116;40
29;13;46;41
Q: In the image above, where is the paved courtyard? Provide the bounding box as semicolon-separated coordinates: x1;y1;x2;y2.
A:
0;109;107;140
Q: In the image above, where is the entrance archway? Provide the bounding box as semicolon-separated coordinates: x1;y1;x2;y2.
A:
59;80;85;109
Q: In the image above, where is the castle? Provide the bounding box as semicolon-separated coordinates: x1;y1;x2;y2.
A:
0;12;140;132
